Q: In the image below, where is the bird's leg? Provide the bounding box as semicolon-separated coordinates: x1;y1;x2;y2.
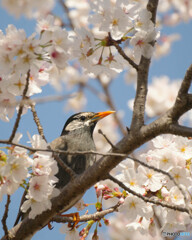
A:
47;213;80;230
59;212;80;229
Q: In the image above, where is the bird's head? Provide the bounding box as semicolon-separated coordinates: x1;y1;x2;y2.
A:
61;111;115;136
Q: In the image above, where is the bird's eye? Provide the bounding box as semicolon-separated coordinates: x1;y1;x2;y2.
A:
80;116;86;121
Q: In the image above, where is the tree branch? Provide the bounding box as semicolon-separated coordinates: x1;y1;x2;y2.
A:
58;0;74;30
108;175;191;216
130;0;159;131
169;65;192;122
130;56;150;130
1;195;11;238
0;139;189;199
128;157;188;202
0;94;76;108
6;120;191;240
52;153;76;180
31;103;47;142
98;129;117;149
177;64;192;97
168;124;192;137
109;34;138;70
147;0;159;24
53;203;120;224
30;103;47;142
143;64;192;138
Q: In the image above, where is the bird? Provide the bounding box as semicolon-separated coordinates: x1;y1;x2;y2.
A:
50;111;115;212
14;110;115;227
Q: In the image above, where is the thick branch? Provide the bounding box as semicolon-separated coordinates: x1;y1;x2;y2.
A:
130;0;159;131
169;65;192;122
147;0;159;24
177;64;192;97
144;65;192;134
168;124;192;137
4;118;192;239
130;57;150;130
0;138;189;196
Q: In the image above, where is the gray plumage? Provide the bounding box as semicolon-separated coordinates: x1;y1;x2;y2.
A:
49;112;100;212
14;111;114;225
50;112;97;189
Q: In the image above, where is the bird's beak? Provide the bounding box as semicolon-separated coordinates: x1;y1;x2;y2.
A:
91;111;115;122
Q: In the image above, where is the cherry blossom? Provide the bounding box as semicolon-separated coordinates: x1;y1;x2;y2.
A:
119;195;153;221
137;165;164;192
116;160;146;194
60;224;79;240
130;29;160;63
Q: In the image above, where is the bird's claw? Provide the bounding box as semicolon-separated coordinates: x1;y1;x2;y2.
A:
60;212;80;229
48;221;54;230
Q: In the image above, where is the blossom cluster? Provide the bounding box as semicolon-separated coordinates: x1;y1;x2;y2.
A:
0;133;59;219
0;16;70;121
0;0;170;123
2;0;192;26
0;133;32;201
106;134;192;239
71;0;160;76
0;0;162;121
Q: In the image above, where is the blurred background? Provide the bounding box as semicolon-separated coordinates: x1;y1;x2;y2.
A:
0;1;192;239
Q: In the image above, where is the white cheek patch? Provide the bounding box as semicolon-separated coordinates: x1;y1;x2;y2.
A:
84;119;92;126
65;121;83;131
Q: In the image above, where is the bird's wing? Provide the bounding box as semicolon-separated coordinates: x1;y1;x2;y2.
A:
50;136;86;188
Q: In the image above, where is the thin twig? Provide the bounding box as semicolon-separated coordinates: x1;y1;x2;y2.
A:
30;103;46;142
14;190;28;227
98;129;118;149
0;93;76;108
127;156;188;203
58;0;75;30
53;203;120;223
1;195;11;237
108;174;191;217
0;139;188;199
108;33;138;70
9;71;30;142
52;153;76;180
